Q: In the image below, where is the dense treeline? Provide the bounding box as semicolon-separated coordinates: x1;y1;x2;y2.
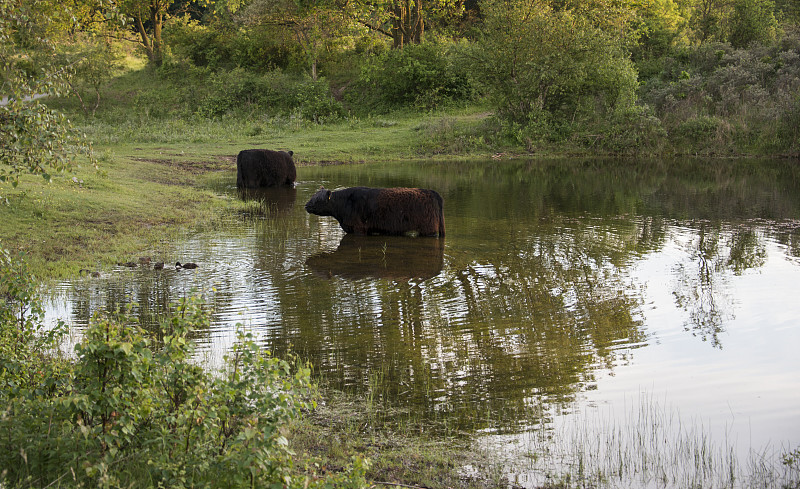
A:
3;0;800;166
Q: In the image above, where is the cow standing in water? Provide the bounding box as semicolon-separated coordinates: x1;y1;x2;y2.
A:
236;149;296;188
304;186;445;237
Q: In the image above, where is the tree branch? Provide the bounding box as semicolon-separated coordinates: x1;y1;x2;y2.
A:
357;18;393;38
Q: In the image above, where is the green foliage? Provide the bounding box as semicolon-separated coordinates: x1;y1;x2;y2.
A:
776;91;800;153
0;247;70;398
473;0;639;143
355;41;477;111
628;0;690;60
594;104;667;154
183;67;345;121
57;39;124;117
98;61;347;122
728;0;779;48
164;17;297;72
640;30;800;153
674;115;731;148
0;0;96;195
0;249;368;488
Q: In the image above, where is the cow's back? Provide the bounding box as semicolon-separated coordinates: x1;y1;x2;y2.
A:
346;187;445;236
236;149;296;188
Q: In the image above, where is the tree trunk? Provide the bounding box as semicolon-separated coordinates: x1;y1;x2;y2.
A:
132;1;164;66
413;0;424;44
133;14;155;64
391;0;424;48
391;2;407;48
150;4;163;66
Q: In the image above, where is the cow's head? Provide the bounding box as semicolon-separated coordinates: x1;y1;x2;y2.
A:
305;186;333;216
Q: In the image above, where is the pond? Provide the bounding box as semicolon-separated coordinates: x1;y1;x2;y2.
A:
46;158;800;487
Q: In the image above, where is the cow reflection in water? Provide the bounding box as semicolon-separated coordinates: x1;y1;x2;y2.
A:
236;187;297;214
305;234;444;280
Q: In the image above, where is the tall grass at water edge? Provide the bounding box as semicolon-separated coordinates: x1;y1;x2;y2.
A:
480;393;800;489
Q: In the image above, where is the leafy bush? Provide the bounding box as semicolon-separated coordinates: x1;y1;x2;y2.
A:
728;0;779;49
595;105;668;154
674;115;732;147
472;0;638;142
193;68;345;121
0;248;70;398
355;41;477;111
164;17;296;72
128;62;345;121
639;29;800;153
0;248;367;488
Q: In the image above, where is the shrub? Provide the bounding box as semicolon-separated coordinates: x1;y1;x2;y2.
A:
595;105;667;154
775;92;800;153
674;115;731;146
0;248;70;398
141;63;345;121
355;41;477;111
194;69;344;121
472;0;639;143
728;0;779;49
0;248;367;488
163;17;296;72
638;29;800;153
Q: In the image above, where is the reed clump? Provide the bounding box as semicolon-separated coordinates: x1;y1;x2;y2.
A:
482;393;800;489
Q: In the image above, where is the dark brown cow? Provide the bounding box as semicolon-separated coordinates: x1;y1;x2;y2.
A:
304;186;445;237
236;149;296;188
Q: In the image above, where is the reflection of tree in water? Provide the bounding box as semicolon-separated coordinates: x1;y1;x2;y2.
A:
672;223;766;348
266;217;649;433
53;157;800;436
772;221;800;264
64;254;260;345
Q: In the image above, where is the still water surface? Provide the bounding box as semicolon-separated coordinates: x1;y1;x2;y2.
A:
47;158;800;484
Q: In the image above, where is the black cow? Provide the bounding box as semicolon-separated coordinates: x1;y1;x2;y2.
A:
304;186;445;237
236;149;296;189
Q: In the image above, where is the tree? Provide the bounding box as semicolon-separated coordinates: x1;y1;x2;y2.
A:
728;0;778;48
387;0;425;47
690;0;730;42
116;0;170;65
111;0;212;66
354;0;464;48
59;40;122;116
631;0;689;57
238;0;354;79
0;0;95;197
472;0;638;126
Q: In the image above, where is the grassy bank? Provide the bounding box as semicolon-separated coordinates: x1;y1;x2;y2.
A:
0;147;236;278
0;105;501;280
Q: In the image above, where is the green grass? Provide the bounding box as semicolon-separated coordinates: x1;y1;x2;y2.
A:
0;147;239;279
77;108;501;162
289;386;509;489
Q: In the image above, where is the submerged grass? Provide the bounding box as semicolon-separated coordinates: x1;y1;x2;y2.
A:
289;385;510;489
481;393;800;489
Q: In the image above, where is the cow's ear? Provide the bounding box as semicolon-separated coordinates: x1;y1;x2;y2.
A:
327;190;332;200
